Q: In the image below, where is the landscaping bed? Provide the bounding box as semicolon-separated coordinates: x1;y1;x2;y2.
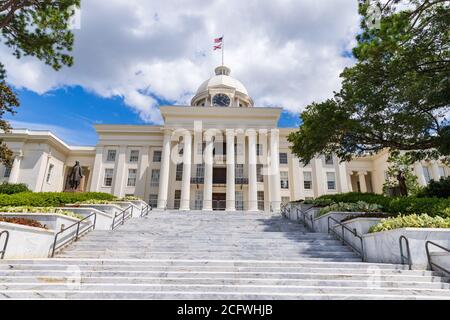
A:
0;206;83;220
0;192;116;207
0;217;46;229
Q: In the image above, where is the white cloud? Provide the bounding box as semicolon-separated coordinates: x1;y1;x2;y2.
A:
0;0;359;123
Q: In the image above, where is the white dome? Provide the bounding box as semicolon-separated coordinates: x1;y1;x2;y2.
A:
196;66;249;96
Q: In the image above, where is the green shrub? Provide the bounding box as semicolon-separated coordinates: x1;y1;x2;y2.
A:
0;206;83;220
303;198;336;207
0;183;31;195
369;214;450;233
318;201;383;217
417;177;450;199
120;196;141;201
0;192;116;207
75;199;117;205
318;192;392;208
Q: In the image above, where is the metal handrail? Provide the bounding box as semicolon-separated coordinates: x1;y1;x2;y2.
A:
297;206;316;231
328;216;365;261
399;236;412;270
140;204;152;217
112;205;134;230
0;230;10;260
425;241;450;275
51;213;97;258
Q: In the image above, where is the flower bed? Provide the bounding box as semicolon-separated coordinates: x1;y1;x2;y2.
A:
0;217;46;229
0;206;83;220
369;214;450;233
0;192;116;207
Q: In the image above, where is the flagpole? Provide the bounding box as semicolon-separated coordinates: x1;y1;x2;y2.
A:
222;36;224;66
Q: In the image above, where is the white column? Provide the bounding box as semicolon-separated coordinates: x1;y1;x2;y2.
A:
157;130;172;209
112;145;127;197
203;131;214;211
347;171;354;192
269;129;281;212
90;146;104;192
247;129;258;212
226;129;236;211
431;162;442;181
180;131;192;211
8;153;23;184
414;162;427;186
358;171;368;193
135;146;149;199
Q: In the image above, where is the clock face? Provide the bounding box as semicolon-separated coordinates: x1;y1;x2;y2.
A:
212;94;231;107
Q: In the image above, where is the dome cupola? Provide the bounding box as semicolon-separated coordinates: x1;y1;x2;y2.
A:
191;66;254;108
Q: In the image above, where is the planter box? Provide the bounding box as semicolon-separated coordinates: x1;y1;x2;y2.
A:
57;207;113;230
0;222;54;259
363;228;450;270
67;204;125;217
314;211;385;234
111;201;141;217
0;213;80;232
330;217;383;258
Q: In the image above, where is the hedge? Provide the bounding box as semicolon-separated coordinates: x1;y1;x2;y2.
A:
0;183;31;195
369;214;450;233
417;177;450;198
0;192;116;207
316;192;450;218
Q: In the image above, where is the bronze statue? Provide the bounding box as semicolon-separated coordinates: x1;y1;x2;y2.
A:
68;161;83;190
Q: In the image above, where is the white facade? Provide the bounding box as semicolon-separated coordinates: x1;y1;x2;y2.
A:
0;66;448;211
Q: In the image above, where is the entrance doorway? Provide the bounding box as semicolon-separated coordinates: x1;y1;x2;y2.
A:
212;193;226;211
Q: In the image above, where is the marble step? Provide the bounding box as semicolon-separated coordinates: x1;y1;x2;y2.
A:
2;276;448;289
1;283;449;297
82;233;334;240
2;290;450;300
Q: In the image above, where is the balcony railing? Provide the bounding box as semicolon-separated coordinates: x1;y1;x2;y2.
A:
190;177;249;184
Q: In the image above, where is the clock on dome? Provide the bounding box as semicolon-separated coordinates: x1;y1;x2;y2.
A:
212;93;231;107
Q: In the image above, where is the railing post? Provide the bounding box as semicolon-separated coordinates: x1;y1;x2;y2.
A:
75;222;81;241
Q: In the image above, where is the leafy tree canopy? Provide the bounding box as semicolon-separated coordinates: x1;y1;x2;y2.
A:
0;0;79;165
288;0;450;165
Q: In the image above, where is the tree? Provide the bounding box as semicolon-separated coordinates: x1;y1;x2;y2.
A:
288;0;449;165
0;0;79;165
383;152;421;196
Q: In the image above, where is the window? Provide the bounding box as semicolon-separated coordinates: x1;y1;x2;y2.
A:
235;164;244;178
236;191;244;211
279;153;288;164
304;171;312;190
256;144;263;156
257;164;264;182
129;150;139;162
280;171;289;189
176;163;183;181
178;143;184;155
196;164;204;178
327;172;336;190
106;150;117;162
127;169;137;187
325;155;334;165
194;190;203;210
257;191;264;211
174;190;181;209
46;164;54;183
150;169;160;187
153;151;162;163
149;194;158;208
3;166;11;178
104;168;114;187
423;166;432;183
197;142;206;156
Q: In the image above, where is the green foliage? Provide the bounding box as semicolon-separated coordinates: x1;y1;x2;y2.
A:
382;152;421;196
317;192;450;218
75;199;119;205
288;0;450;164
0;206;83;220
318;201;383;217
119;196;141;201
0;192;116;207
417;177;450;199
0;182;30;195
369;214;450;233
303;198;335;207
0;0;79;165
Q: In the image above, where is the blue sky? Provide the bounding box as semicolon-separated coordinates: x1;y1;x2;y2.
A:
6;86;302;146
1;0;358;146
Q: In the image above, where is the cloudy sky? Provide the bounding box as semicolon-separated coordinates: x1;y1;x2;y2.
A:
1;0;360;145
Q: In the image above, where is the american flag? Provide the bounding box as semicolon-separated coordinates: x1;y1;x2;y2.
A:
214;36;223;43
213;44;222;50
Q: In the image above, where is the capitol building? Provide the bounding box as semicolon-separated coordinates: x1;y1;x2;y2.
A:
0;66;448;212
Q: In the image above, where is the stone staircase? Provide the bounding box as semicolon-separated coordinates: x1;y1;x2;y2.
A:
0;211;449;299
